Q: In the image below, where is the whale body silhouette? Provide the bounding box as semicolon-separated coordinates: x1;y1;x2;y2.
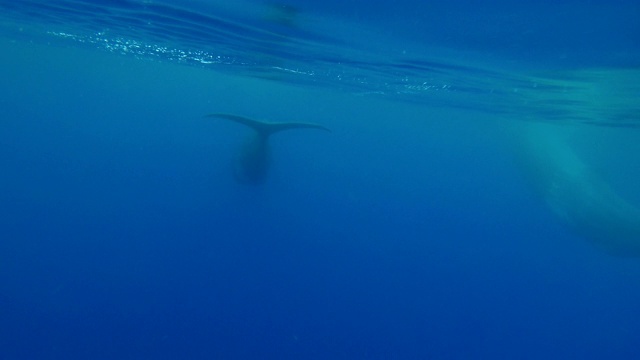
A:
207;113;330;184
517;122;640;256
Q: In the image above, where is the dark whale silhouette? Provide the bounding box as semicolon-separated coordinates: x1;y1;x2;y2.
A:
206;113;330;184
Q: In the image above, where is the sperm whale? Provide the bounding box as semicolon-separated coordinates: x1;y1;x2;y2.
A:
517;122;640;256
206;113;330;184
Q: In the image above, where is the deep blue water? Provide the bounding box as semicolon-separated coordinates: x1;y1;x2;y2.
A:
1;1;640;359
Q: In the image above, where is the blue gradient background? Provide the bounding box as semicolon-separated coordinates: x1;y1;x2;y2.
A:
1;0;639;359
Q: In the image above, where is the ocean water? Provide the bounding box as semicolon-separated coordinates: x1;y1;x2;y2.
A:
1;0;639;359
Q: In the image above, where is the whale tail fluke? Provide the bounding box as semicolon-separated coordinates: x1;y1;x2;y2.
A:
206;113;331;136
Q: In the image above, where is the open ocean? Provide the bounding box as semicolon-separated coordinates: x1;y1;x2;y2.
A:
1;0;639;359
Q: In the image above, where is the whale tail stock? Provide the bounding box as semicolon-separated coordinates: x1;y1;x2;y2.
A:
205;113;331;136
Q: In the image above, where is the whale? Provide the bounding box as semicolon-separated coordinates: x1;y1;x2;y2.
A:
516;121;640;256
206;113;330;184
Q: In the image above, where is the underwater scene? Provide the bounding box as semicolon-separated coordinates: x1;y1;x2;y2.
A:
1;0;639;359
